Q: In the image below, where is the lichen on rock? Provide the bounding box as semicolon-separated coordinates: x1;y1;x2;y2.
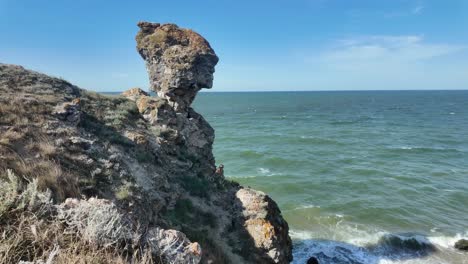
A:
0;21;292;264
136;22;219;111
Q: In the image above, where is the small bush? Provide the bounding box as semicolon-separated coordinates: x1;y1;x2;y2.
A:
136;150;154;163
0;170;155;264
180;175;211;198
165;199;217;229
115;182;133;201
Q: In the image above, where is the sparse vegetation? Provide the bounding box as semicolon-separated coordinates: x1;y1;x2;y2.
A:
0;126;79;202
164;198;228;263
0;170;156;264
165;198;217;229
135;148;154;163
115;182;134;201
179;175;211;198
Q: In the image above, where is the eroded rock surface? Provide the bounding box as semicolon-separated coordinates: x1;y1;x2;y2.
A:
0;21;292;264
136;22;218;111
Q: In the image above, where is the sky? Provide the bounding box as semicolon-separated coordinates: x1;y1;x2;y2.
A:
0;0;467;91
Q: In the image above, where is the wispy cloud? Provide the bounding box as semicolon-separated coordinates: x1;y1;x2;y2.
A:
383;1;425;18
412;4;424;15
319;35;465;70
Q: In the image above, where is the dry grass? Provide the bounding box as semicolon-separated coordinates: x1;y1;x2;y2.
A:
0;116;79;202
0;170;156;264
0;96;50;126
1;212;155;264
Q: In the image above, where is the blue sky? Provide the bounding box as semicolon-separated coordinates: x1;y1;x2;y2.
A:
0;0;467;91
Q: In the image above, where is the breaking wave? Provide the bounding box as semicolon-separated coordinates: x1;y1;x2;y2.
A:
291;228;468;264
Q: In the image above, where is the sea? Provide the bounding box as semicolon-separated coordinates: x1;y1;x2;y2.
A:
192;91;468;264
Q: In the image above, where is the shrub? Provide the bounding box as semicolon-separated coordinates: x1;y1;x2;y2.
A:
179;175;211;198
0;170;155;264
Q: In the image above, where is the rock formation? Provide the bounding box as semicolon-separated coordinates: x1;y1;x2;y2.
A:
0;21;292;264
136;22;218;111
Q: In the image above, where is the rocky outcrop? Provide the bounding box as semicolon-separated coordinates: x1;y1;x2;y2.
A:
235;188;292;263
134;22;292;262
0;21;292;264
136;22;218;111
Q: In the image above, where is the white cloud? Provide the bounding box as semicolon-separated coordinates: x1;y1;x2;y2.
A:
320;35;465;70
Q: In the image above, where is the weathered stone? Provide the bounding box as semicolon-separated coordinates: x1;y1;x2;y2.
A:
121;87;149;101
53;98;81;125
236;188;293;263
0;21;293;263
136;22;218;111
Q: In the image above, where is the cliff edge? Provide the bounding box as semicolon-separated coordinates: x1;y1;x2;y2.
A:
0;22;292;264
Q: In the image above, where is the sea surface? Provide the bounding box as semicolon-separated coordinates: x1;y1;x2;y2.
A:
193;91;468;264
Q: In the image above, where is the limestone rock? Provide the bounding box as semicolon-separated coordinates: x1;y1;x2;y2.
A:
53;98;81;125
121;87;149;101
455;239;468;251
0;21;293;263
136;22;218;111
235;188;293;263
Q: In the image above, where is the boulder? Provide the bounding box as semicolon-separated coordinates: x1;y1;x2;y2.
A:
121;87;149;101
455;239;468;251
235;188;293;263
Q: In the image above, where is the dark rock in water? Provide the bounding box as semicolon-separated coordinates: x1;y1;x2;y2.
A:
375;233;436;254
455;239;468;251
311;251;364;264
307;256;319;264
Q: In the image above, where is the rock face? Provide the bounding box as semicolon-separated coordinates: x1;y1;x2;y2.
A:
235;188;292;263
0;21;292;264
136;22;219;111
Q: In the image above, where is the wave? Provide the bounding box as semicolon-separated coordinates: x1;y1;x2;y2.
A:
329;116;374;125
257;167;282;177
297;136;345;145
291;228;468;264
239;150;264;158
387;146;462;153
293;204;321;210
227;167;281;179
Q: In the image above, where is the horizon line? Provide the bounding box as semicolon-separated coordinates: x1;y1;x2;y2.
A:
99;89;468;93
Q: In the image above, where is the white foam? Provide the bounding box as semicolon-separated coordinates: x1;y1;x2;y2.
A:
257;167;280;176
428;232;467;248
290;227;468;264
294;204;321;210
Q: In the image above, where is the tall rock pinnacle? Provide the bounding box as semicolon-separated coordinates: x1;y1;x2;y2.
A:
136;22;219;111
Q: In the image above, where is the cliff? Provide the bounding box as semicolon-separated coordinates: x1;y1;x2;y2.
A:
0;22;292;264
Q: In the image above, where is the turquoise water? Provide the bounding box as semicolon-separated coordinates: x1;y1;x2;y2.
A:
193;91;468;264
